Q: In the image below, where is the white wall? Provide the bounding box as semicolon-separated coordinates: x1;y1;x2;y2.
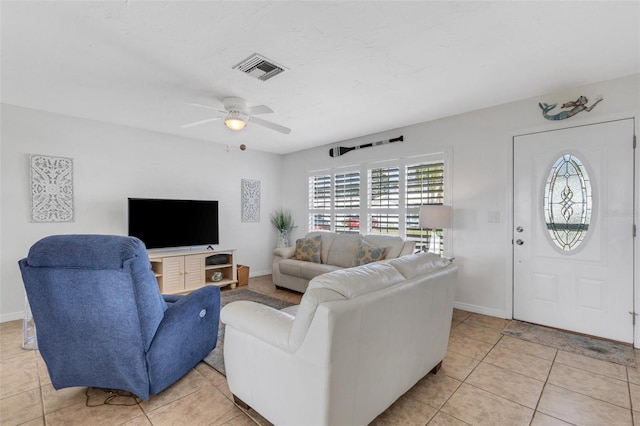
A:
1;104;283;321
2;74;639;328
280;74;640;320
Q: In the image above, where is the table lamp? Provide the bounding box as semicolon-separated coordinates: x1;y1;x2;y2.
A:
419;205;452;254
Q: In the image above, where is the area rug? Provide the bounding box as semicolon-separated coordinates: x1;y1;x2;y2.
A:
503;320;635;367
203;288;295;375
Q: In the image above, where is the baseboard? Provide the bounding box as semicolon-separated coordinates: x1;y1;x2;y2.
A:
1;311;24;323
249;269;272;278
453;301;509;320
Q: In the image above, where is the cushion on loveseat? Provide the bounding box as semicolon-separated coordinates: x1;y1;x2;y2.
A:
279;259;341;281
352;239;387;266
293;235;322;263
362;234;407;259
306;231;336;264
326;233;361;268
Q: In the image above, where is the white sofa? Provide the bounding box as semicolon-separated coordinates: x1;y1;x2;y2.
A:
221;252;457;426
272;231;416;293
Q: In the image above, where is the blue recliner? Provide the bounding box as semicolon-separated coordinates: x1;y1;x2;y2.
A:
18;234;220;400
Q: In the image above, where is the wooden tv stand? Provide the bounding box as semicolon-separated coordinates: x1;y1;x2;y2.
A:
148;248;237;294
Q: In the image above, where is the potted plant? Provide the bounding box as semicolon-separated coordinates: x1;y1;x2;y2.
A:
270;207;296;248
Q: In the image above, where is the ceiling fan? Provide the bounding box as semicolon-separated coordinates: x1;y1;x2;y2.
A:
181;97;291;134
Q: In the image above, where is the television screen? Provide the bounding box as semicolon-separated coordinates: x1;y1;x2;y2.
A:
128;198;219;249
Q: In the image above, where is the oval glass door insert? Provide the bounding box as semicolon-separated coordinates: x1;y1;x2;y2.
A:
543;154;593;251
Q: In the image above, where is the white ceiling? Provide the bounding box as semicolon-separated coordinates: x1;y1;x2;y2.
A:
2;1;639;154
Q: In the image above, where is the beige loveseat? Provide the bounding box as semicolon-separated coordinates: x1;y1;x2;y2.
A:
272;231;416;293
221;252;457;425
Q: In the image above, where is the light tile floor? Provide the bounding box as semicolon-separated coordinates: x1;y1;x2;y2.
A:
2;275;639;425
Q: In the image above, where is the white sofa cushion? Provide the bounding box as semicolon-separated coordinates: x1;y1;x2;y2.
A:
279;259;341;281
308;261;405;299
325;233;361;267
387;252;451;279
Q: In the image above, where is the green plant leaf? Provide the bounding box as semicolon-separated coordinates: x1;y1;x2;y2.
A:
270;207;297;232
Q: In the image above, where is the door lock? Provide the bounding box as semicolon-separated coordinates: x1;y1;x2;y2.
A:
516;239;524;245
516;226;524;233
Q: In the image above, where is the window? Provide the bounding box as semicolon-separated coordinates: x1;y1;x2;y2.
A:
334;172;360;234
309;175;331;230
308;170;361;233
308;154;447;252
369;166;400;234
405;162;445;253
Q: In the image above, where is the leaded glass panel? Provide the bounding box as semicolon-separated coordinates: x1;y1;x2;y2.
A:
543;154;593;251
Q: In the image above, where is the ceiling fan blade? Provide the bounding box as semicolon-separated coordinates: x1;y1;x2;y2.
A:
186;103;227;114
243;105;273;115
250;116;291;134
180;117;222;128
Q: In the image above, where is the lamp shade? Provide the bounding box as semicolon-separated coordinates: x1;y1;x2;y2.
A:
224;112;247;131
419;205;452;229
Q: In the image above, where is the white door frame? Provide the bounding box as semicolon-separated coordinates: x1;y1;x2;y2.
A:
507;113;638;346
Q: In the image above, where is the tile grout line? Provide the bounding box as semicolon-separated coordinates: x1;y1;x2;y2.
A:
430;314;506;425
501;323;634;423
36;351;46;424
528;345;561;426
627;367;635;426
450;315;569;425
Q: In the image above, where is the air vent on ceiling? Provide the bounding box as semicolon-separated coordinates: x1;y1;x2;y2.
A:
233;53;286;82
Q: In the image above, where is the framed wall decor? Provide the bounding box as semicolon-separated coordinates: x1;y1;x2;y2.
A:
30;154;74;222
241;179;260;222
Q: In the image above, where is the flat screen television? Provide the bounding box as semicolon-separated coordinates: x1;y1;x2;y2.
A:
128;198;219;249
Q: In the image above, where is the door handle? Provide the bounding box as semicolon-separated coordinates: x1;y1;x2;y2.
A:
516;239;524;245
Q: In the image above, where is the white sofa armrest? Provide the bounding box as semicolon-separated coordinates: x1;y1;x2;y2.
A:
273;247;297;285
220;301;296;352
273;247;296;259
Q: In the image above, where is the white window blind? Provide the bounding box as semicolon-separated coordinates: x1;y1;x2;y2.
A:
308;154;446;250
405;161;445;252
335;172;360;209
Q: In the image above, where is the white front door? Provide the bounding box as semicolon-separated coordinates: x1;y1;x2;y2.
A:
513;119;635;343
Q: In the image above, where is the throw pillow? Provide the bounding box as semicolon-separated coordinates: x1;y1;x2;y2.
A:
294;235;322;263
352;239;387;266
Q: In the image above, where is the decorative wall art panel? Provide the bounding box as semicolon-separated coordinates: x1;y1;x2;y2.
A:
241;179;260;222
30;154;74;222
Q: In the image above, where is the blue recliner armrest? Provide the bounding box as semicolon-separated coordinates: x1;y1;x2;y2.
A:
146;285;220;395
162;294;182;304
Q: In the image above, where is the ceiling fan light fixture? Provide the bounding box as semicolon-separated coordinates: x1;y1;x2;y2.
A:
224;112;246;131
